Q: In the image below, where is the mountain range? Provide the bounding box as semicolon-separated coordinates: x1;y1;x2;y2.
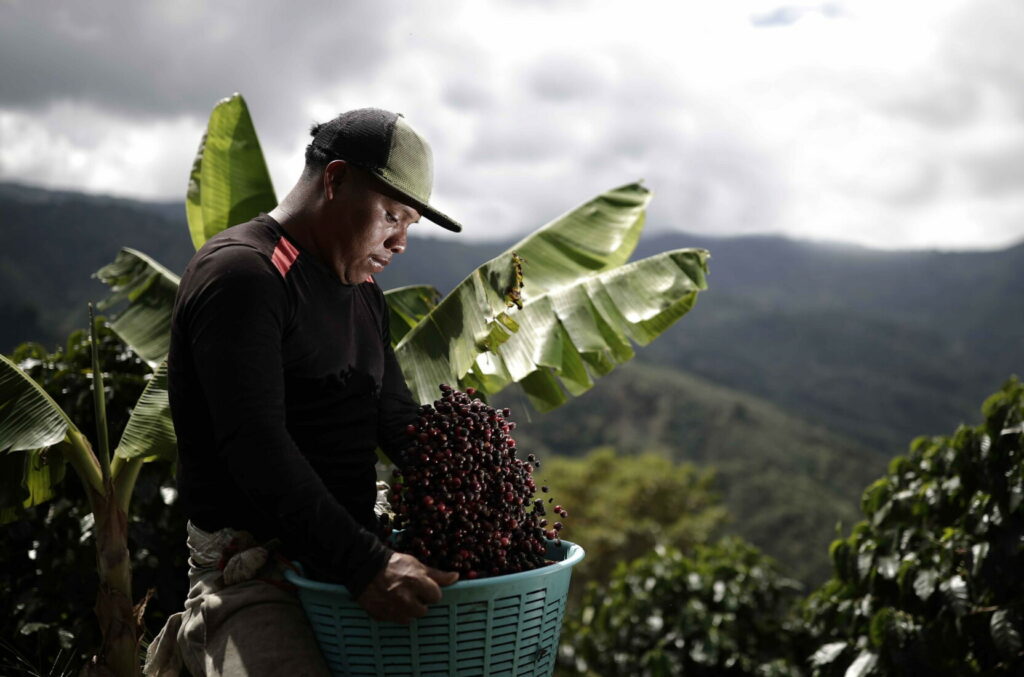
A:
2;180;1021;582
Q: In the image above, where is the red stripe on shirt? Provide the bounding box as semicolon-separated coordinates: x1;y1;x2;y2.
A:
271;237;299;278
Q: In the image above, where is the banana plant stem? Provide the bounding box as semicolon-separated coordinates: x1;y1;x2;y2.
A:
89;303;112;486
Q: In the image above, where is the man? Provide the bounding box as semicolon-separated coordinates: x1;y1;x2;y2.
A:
145;109;460;676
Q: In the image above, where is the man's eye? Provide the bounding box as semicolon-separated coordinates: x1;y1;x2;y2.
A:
385;211;397;223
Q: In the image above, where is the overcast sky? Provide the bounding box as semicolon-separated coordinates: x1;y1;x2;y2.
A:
1;0;1022;250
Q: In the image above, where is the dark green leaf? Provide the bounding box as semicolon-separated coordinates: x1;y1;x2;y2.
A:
857;549;874;581
384;285;441;347
0;354;72;453
913;568;939;601
940;575;969;617
876;556;898;580
94;248;181;363
845;650;878;677
861;477;890;516
971;542;989;578
809;641;847;667
0;355;75;520
869;608;895;649
990;609;1022;660
0;447;67;524
114;363;176;463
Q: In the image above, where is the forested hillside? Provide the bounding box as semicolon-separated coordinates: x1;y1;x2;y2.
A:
2;181;1020;585
501;362;888;583
0;182;193;348
632;233;1024;455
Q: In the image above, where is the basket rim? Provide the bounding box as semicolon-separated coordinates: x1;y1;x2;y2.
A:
284;539;584;597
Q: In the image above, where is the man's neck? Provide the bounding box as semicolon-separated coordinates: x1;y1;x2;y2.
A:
270;186;322;258
269;183;351;283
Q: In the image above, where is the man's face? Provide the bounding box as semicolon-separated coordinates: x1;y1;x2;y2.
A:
323;162;420;285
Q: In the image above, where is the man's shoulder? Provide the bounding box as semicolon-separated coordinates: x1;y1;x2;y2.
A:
199;215;279;260
185;216;291;278
178;216;291;300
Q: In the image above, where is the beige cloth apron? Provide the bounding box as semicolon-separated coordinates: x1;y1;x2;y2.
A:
143;522;330;677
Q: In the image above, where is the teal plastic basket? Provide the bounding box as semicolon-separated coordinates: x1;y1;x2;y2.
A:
284;539;584;677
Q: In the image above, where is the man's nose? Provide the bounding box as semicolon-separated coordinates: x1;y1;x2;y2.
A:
387;226;408;254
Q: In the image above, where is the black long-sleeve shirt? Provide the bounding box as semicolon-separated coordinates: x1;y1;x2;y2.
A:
168;213;417;596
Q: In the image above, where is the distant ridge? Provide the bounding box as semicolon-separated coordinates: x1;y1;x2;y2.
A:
2;181;1020;585
2;181;1020;453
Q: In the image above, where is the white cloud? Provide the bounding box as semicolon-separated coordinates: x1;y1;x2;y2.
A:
0;103;204;200
1;0;1022;250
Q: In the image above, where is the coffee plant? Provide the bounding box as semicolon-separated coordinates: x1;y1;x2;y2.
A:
391;385;567;578
561;538;805;677
802;377;1024;675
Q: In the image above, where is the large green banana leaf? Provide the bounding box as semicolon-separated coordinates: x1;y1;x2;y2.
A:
114;362;176;463
401;248;709;408
394;182;672;405
461;249;709;411
0;354;74;522
95;248;181;364
186;93;277;250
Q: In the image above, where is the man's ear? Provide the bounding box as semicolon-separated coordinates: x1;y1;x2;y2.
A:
323;159;349;201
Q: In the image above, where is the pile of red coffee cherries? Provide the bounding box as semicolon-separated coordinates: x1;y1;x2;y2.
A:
390;385;567;579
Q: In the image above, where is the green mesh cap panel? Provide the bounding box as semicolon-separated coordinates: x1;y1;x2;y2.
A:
379;116;434;204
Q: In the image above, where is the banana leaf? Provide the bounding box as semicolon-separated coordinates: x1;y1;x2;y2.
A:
114;362;176;463
186;93;277;250
511;182;649;295
0;355;71;452
394;182;691;406
95;248;181;364
385;285;442;346
461;249;709;411
0;354;74;522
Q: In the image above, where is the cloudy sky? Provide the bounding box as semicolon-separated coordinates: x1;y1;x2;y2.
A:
1;0;1022;250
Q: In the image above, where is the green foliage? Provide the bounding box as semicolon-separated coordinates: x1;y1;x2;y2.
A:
802;377;1024;675
452;247;709;412
94;248;181;363
562;539;805;677
9;324;150;449
384;285;442;346
113;363;176;464
540;448;727;598
392;180;711;410
0;328;188;670
510;362;886;585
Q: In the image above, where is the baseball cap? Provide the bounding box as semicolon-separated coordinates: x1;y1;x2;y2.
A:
308;108;462;233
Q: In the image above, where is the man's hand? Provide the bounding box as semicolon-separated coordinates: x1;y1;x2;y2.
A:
357;552;459;624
